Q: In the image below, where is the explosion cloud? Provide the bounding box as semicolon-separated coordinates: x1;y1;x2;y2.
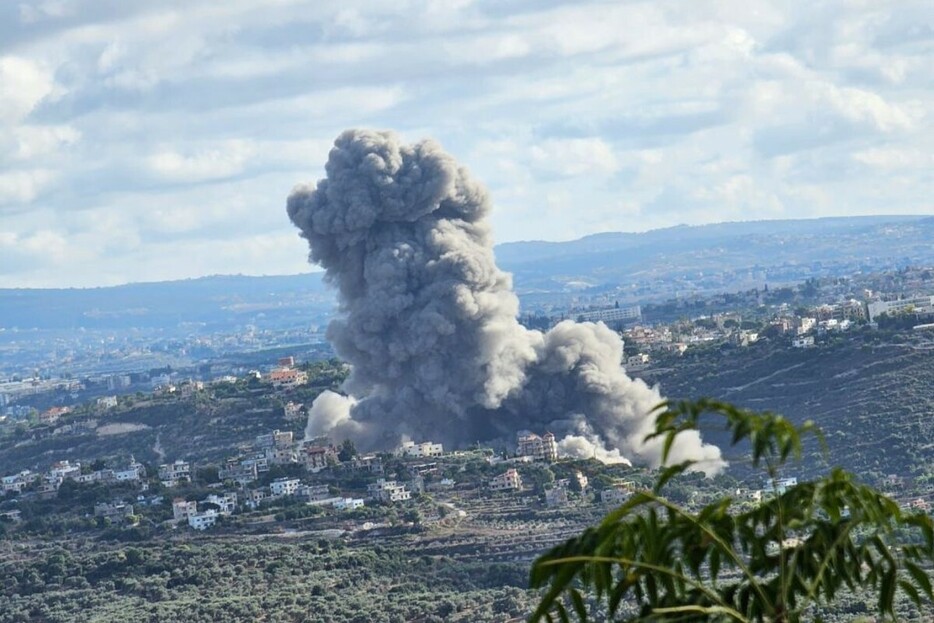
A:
287;129;724;473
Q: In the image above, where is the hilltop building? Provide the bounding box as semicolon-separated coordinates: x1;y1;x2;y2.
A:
867;296;934;321
395;440;443;458
489;468;522;491
517;431;558;462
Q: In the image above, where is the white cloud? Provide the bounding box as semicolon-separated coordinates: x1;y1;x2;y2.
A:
0;56;56;121
0;169;55;205
0;0;930;286
147;140;255;183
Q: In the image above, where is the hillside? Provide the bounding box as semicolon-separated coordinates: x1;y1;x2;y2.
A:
642;330;934;481
2;215;933;332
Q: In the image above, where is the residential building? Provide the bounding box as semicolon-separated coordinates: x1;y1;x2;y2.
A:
114;459;145;482
489;468;522;492
867;296;934;322
158;460;191;486
39;406;71;425
601;488;629;505
792;336;815;348
245;488;269;509
219;459;258;486
300;484;332;502
396;440;444;458
367;479;411;503
626;353;650;370
302;444;336;472
576;305;642;324
188;509;218;530
203;493;237;515
544;484;569;507
517;432;558;462
267;368;308;389
270;477;301;497
797;317;817;335
333;498;365;511
350;454;383;474
255;429;294;450
283;401;303;420
172;498;198;521
94;501;134;521
97;396;118;409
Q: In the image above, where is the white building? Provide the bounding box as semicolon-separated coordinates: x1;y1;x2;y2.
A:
158;460;191;486
188;509;218;530
867;296;934;322
489;468;522;492
203;493;237;515
270;477;301;497
97;395;118;409
576;305;642;324
517;432;558;462
333;497;365;511
396;440;444;458
792;336;815;348
367;479;411;503
626;353;650;370
114;459;145;482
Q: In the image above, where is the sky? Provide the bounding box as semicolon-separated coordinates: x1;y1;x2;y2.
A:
0;0;931;288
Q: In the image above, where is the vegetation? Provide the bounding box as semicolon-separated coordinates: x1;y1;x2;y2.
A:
0;538;533;623
530;400;934;622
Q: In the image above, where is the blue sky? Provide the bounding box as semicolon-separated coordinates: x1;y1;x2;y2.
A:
1;0;931;287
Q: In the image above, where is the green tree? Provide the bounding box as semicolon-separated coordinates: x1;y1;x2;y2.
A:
338;438;358;463
530;399;934;622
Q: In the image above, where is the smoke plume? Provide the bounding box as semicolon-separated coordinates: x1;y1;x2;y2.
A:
288;129;724;473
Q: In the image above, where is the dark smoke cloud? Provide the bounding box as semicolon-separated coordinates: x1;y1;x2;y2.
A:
288;129;724;473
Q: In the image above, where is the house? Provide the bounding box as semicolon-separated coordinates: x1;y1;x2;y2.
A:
517;432;558;462
179;381;204;398
266;368;308;389
114;459;145;482
367;479;411;503
396;440;444;458
544;484;569;507
188;509;218;530
270;477;301;497
2;470;34;494
172;498;198;521
489;468;522;492
244;488;269;509
764;477;798;494
255;429;294;450
39;406;71;425
601;488;629;505
94;501;135;521
350;454;384;474
300;484;332;502
97;396;118;409
626;353;650;370
158;460;191;487
302;444;336;473
203;493;237;515
284;402;303;420
219;459;258;486
333;498;365;511
48;460;81;484
792;336;815;348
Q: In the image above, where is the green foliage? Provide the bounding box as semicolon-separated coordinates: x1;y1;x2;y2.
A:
530;399;934;622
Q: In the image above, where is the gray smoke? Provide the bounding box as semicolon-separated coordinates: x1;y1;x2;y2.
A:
288;129;724;473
